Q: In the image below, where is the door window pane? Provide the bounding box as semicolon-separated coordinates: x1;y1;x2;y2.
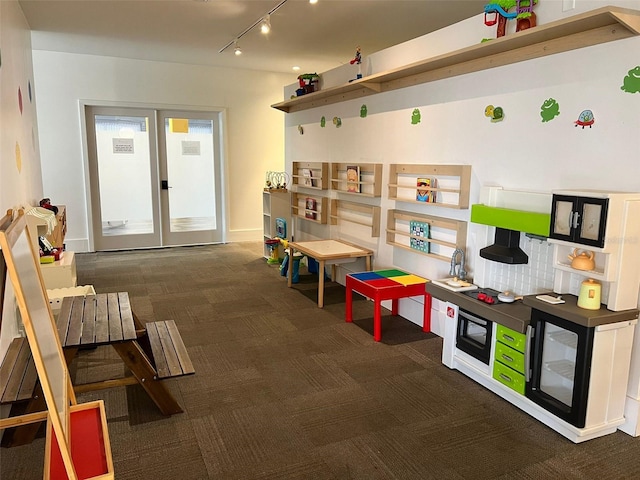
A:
164;118;216;232
94;115;154;236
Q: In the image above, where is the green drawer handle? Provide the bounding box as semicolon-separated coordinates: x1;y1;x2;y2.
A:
499;373;513;383
502;334;515;343
501;353;514;363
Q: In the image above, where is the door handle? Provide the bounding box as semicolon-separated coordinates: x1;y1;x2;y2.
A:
161;180;171;190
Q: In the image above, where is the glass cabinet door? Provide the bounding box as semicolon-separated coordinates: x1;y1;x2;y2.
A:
549;195;608;248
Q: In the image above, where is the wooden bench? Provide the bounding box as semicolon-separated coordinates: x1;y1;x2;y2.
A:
0;337;38;405
146;320;195;379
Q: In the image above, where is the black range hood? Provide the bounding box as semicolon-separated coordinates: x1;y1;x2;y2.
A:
479;227;528;264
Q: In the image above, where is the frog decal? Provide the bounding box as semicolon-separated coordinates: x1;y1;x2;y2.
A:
320;116;326;128
574;109;595;129
411;108;421;125
540;98;560;122
360;104;368;118
484;105;504;123
621;66;640;94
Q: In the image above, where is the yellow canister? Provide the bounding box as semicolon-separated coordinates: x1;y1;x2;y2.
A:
577;278;601;310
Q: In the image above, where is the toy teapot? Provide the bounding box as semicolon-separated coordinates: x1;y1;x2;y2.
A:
568;248;595;271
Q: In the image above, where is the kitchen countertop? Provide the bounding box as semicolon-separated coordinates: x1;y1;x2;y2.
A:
426;283;532;334
427;282;640;333
523;294;639;328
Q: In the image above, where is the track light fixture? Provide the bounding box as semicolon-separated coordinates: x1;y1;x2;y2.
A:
260;15;271;34
219;0;318;55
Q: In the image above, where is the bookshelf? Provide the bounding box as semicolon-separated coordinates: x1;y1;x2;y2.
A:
330;163;383;197
386;209;467;263
388;164;471;209
329;199;381;237
291;192;329;224
291;162;329;190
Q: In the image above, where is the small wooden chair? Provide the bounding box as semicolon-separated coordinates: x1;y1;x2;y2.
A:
0;210;114;480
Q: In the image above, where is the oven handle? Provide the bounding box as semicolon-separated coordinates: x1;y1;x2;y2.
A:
458;309;490;326
525;324;534;382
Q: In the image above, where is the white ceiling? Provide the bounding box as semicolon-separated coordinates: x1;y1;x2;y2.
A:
18;0;487;74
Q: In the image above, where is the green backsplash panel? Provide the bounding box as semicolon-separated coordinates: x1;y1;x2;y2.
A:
470;204;551;237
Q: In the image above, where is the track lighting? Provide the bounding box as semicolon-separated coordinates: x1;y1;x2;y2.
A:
260;15;271;34
219;0;316;55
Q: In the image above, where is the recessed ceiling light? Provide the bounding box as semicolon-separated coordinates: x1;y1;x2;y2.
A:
292;66;301;71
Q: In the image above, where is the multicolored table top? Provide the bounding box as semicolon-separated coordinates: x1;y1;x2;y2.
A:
348;269;428;288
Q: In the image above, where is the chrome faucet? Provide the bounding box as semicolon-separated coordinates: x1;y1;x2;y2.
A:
449;248;467;280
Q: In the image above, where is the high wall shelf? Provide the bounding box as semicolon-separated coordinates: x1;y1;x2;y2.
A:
386;209;467;263
330;163;383;198
272;6;640;113
292;192;329;225
389;164;471;209
330;199;381;237
291;161;329;190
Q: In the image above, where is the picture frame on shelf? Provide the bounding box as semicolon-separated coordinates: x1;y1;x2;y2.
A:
346;165;360;193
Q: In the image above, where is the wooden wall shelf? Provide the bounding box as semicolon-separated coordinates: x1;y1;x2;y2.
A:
272;6;640;113
386;209;467;263
330;199;381;237
389;164;471;209
291;161;329;190
330;163;382;197
292;192;328;224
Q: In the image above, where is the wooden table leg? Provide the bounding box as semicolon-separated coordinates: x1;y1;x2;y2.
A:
112;341;183;415
318;259;325;308
365;255;372;271
287;247;294;287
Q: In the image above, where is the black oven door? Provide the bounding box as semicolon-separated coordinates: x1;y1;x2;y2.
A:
456;309;493;365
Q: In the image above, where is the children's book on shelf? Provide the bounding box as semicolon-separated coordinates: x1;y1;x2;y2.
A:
346;165;360;193
409;220;430;253
416;178;437;202
305;197;317;220
302;168;314;187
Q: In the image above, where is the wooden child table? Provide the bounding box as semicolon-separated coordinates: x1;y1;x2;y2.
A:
287;239;373;308
345;269;431;342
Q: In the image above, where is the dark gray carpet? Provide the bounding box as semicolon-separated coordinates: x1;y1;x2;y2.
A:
2;242;640;479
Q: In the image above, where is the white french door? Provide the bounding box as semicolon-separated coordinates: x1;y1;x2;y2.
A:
85;106;224;250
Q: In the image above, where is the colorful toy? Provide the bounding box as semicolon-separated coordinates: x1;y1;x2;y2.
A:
296;73;320;96
621;65;640;93
575;110;595;129
484;1;537;38
348;46;363;82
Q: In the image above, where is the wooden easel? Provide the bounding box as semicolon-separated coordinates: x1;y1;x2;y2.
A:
0;210;114;480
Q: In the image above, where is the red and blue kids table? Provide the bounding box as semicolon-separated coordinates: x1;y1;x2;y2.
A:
345;269;431;342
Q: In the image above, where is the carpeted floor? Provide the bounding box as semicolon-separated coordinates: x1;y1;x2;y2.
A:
2;242;640;479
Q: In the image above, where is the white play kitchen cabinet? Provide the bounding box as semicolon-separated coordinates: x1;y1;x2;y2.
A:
431;188;640;443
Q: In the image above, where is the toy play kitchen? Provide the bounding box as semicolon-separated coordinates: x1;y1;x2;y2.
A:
428;188;640;443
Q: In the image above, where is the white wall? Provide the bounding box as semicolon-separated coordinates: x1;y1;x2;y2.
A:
283;1;640;327
32;51;292;250
0;0;44;424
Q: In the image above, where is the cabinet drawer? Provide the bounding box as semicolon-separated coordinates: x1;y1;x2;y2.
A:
496;324;526;352
493;361;525;395
495;341;525;373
